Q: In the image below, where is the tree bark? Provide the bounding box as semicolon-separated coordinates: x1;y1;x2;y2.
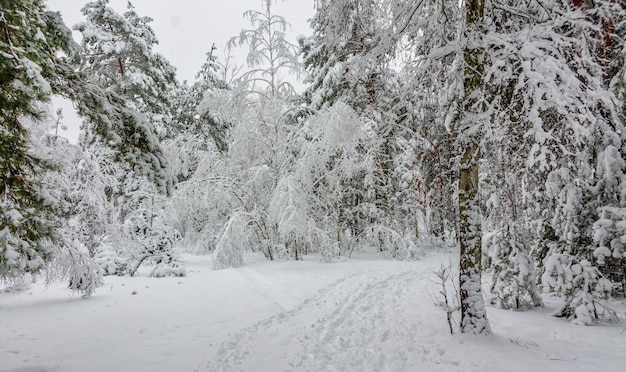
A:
458;143;489;333
459;0;490;335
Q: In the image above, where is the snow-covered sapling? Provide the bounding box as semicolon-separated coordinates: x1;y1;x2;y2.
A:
431;263;460;335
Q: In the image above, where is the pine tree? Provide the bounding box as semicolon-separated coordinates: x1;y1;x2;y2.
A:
74;0;176;194
0;0;72;280
299;0;385;111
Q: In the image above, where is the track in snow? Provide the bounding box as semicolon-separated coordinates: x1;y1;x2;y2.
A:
197;263;459;372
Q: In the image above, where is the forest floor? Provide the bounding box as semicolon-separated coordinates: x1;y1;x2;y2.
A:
1;250;625;372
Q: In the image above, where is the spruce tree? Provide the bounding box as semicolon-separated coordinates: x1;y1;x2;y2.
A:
174;44;231;153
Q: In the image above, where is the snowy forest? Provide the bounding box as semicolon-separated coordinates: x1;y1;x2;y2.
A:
2;0;626;368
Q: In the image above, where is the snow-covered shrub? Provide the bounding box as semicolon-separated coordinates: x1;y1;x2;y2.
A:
395;235;422;261
94;251;129;276
543;254;617;325
0;274;32;293
431;263;460;335
120;200;178;276
66;250;103;299
148;251;186;277
268;177;312;261
351;225;421;260
316;230;341;263
212;216;247;270
486;227;542;310
47;240;103;299
150;261;186;278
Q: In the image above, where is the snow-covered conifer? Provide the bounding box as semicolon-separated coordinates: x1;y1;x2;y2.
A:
74;0;176;194
172;44;231;152
0;0;77;280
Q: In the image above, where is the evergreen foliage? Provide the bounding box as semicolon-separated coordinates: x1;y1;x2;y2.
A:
75;0;175;195
0;0;70;280
171;44;230;153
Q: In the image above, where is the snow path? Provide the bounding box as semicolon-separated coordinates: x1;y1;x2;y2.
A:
1;252;625;372
292;269;452;371
198;254;626;372
202;268;451;372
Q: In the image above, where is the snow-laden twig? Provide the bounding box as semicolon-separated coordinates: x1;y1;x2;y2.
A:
430;262;460;335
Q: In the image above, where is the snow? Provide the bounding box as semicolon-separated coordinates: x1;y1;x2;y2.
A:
1;252;625;372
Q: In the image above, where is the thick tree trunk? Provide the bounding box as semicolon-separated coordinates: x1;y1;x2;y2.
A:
458;143;489;334
459;0;490;335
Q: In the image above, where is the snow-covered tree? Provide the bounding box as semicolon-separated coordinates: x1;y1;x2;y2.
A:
171;44;231;153
65;0;187;277
294;102;370;260
299;0;390;111
482;138;543;310
74;0;175;194
405;0;623;327
28;112;103;297
0;0;74;280
303;0;624;330
592;145;626;295
193;0;305;263
229;0;300;97
514;0;625;324
300;0;428;258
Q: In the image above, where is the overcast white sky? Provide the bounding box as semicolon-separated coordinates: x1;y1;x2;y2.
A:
46;0;315;82
44;0;314;142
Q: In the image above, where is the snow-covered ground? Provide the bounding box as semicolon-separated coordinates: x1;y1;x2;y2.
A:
1;252;624;372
